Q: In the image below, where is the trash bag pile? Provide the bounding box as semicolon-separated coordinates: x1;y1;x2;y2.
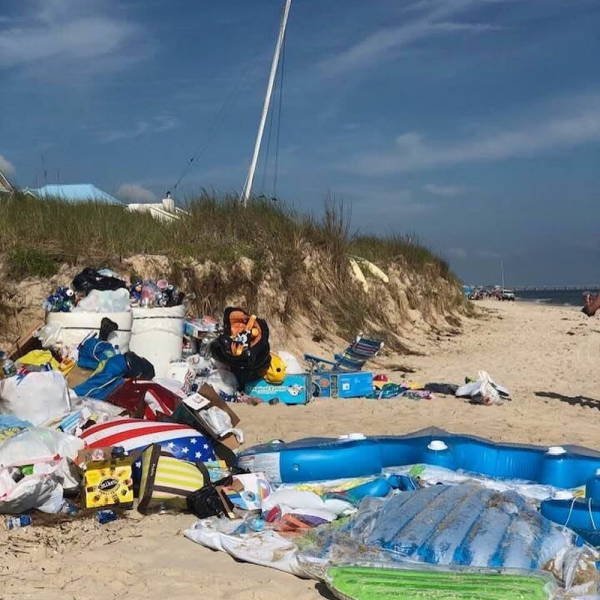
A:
43;268;184;314
0;277;249;529
0;365;244;524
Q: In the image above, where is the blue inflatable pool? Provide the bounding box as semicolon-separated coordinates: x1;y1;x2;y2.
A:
237;427;600;489
238;428;600;544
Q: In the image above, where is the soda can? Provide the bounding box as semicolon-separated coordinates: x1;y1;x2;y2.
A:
5;515;32;529
96;509;118;525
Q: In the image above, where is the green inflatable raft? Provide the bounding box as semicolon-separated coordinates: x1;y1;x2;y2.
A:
326;566;552;600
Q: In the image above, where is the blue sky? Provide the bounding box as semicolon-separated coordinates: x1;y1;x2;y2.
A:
1;0;600;286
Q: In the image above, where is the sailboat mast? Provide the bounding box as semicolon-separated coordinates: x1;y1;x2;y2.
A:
241;0;292;207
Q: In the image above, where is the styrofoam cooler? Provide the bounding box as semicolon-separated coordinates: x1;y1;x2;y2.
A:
45;310;133;352
128;305;185;377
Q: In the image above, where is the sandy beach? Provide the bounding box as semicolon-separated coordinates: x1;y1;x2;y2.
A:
3;299;600;600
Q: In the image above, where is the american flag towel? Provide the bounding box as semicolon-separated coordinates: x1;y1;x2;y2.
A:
79;418;216;462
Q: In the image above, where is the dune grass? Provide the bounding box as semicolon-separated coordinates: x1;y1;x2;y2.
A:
0;192;453;281
0;192;466;347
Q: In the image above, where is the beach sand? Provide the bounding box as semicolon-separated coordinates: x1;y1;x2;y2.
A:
3;300;600;599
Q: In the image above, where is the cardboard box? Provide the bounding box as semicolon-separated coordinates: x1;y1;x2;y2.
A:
170;384;241;458
312;371;374;398
82;456;134;509
66;364;94;388
244;374;311;405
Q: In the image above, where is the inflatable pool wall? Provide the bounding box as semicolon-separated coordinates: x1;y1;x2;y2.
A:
237;428;600;488
540;473;600;546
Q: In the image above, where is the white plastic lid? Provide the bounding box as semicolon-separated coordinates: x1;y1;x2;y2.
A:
428;440;448;451
553;490;573;500
547;446;567;456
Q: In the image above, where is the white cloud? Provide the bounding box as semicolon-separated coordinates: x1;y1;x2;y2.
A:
116;184;157;204
350;94;600;174
99;115;179;143
0;154;16;176
0;1;143;77
424;183;465;196
319;0;499;77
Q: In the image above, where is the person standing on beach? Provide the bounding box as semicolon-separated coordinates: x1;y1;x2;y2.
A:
582;292;600;316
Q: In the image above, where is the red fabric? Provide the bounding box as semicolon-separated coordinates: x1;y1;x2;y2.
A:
106;380;181;420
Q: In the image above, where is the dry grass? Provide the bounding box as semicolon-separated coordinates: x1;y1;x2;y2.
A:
0;192;453;275
0;192;467;345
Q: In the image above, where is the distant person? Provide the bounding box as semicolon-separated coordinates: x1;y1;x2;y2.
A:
582;292;600;316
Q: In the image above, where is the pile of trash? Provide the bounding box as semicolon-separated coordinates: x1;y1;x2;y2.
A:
0;267;598;598
43;268;184;314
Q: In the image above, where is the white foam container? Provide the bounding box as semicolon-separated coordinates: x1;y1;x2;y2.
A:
45;310;133;352
128;305;185;377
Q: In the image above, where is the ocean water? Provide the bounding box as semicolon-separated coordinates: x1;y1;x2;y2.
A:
515;288;593;307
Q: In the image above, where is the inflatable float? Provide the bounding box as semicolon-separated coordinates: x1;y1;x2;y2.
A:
239;428;600;545
80;418;216;462
237;427;600;488
325;565;553;600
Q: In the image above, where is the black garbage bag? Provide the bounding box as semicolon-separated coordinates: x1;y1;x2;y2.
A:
124;352;155;380
72;268;127;295
211;307;271;390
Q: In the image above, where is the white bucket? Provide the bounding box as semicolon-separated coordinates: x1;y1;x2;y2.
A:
45;311;133;352
128;305;185;377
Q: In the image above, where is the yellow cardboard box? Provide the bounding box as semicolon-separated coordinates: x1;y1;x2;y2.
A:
83;458;134;509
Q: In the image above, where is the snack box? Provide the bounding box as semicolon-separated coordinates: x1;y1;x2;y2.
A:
82;457;134;509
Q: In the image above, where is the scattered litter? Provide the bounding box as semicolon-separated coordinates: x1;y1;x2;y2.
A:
0;274;597;598
455;370;511;405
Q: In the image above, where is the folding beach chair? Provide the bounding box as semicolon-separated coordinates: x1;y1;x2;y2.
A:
304;334;384;373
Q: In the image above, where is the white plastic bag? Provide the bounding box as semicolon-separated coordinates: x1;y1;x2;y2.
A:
0;427;83;489
276;350;303;375
455;370;508;405
0;467;62;514
0;371;71;426
72;288;131;313
197;369;239;396
37;323;63;348
191;404;244;444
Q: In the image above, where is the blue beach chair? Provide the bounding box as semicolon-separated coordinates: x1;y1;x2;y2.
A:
304;334;384;373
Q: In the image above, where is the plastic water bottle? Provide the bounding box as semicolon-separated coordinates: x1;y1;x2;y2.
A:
5;515;32;529
59;501;79;516
3;357;17;378
248;517;266;532
0;351;17;378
